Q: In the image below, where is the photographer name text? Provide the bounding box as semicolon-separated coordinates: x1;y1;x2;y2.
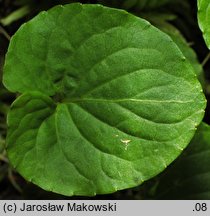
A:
3;202;117;213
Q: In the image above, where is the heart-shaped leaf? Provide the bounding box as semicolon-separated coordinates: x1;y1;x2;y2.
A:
198;0;210;49
3;3;206;196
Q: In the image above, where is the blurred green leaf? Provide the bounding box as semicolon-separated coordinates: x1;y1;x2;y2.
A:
155;122;210;199
198;0;210;49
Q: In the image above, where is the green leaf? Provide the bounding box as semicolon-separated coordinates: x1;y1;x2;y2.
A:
155;122;210;199
3;3;206;196
198;0;210;49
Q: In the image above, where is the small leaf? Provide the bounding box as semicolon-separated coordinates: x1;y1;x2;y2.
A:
198;0;210;49
3;3;206;196
155;122;210;199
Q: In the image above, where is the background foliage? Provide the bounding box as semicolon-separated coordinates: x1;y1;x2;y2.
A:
0;0;210;199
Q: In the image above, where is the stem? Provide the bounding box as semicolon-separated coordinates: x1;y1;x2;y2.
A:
0;6;30;26
202;52;210;67
0;25;11;41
